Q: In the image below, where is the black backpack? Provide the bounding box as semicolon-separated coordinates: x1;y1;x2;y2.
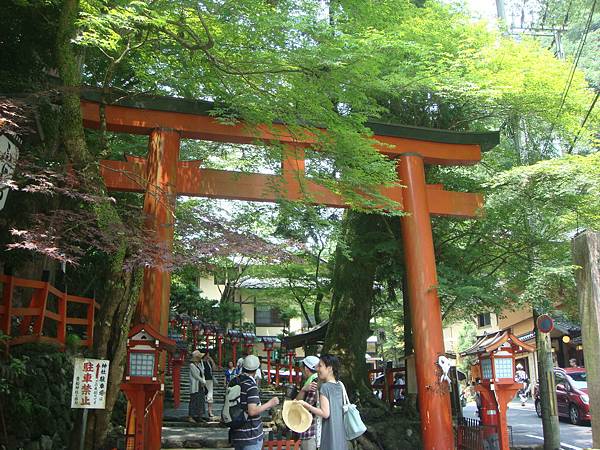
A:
221;375;248;429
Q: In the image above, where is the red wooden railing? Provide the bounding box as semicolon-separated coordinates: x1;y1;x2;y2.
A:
0;274;99;348
263;440;300;450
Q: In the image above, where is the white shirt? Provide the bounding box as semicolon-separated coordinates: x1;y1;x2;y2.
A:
189;361;206;393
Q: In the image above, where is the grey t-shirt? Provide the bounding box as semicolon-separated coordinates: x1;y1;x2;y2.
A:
319;381;347;450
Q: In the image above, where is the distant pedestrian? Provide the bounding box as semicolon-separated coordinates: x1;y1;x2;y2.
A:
254;357;264;383
230;355;280;450
295;355;320;450
236;352;248;375
202;350;217;419
299;354;347;450
188;350;207;423
569;358;579;368
515;364;529;406
225;361;237;384
393;373;405;403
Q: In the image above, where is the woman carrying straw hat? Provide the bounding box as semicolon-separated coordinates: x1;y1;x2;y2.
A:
298;354;347;450
188;350;207;423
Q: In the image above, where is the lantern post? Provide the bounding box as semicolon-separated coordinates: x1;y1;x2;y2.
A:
204;324;216;353
170;338;187;409
121;324;175;450
179;314;190;343
461;330;534;450
243;331;256;354
217;330;224;367
287;349;295;384
190;319;202;350
228;330;242;364
261;337;277;384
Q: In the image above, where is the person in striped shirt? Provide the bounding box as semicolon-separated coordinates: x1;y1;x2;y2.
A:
231;354;280;450
295;356;320;450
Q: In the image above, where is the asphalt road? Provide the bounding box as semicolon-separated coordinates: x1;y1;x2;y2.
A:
463;401;593;449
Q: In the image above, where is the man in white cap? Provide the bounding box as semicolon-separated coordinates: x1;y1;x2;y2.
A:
230;354;280;450
188;350;207;423
294;356;320;450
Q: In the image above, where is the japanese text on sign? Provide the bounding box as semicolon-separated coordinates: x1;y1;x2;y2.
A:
71;358;110;409
0;135;20;211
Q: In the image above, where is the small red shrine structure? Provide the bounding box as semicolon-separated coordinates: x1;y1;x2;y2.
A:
80;92;498;450
123;323;175;450
461;330;535;450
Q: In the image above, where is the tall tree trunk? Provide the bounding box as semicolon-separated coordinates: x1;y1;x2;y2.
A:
56;3;141;448
323;211;387;400
314;292;323;324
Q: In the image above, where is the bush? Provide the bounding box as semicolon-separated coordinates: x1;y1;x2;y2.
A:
1;344;76;449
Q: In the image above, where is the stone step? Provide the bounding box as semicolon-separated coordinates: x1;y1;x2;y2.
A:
163;420;223;428
161;426;231;449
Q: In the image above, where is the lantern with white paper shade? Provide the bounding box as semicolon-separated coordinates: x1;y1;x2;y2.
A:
125;323;176;384
480;357;493;380
492;348;515;384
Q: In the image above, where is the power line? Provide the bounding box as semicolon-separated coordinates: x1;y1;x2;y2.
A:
543;0;596;154
567;90;599;154
555;0;596;119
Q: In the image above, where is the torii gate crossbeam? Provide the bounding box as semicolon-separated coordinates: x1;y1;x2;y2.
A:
81;94;498;450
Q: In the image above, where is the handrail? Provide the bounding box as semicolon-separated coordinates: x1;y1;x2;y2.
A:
0;274;96;349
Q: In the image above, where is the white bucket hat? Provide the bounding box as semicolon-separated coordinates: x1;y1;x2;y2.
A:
282;400;312;433
242;354;260;371
302;355;320;371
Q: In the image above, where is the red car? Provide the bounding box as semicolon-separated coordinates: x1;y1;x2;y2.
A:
535;367;590;425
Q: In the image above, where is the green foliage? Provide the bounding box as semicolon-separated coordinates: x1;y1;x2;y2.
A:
0;344;75;448
456;321;478;373
170;270;243;327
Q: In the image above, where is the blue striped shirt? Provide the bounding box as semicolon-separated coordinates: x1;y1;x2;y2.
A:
231;373;263;445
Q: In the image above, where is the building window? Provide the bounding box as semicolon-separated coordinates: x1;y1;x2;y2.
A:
478;313;492;328
254;305;284;326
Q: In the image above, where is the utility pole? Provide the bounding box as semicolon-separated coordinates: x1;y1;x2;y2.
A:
534;310;561;450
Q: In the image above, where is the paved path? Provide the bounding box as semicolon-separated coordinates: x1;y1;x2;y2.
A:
463;401;592;450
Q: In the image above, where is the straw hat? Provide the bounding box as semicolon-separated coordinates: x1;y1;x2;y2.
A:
282;400;313;434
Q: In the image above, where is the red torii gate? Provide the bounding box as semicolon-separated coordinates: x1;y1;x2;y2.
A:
81;94;498;450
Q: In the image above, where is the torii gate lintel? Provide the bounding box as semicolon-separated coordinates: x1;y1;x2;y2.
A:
81;96;498;450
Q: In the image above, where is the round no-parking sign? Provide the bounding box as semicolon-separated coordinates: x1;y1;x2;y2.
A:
537;314;554;333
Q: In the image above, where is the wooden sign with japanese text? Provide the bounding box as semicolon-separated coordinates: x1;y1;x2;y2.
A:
71;358;110;409
0;134;20;211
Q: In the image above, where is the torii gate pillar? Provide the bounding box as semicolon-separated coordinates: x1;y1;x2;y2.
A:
134;128;180;450
398;153;453;449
